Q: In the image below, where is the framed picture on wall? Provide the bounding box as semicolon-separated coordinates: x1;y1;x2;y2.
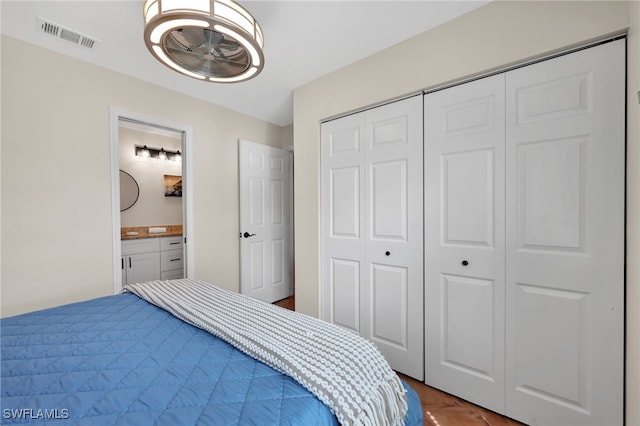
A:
164;175;182;197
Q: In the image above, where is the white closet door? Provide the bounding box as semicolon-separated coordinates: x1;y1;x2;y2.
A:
505;40;625;425
364;96;424;379
321;96;423;380
321;113;366;334
424;74;506;412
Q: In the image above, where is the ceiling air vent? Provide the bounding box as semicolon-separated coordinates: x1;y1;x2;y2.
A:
37;17;98;49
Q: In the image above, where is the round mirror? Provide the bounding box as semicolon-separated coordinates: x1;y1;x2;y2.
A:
120;170;139;212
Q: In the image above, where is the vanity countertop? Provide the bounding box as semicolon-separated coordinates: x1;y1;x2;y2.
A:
121;225;182;241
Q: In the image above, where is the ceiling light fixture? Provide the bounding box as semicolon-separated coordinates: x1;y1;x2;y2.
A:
143;0;264;83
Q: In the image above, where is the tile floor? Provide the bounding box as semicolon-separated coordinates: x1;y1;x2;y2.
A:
273;296;523;425
399;374;523;426
273;295;295;311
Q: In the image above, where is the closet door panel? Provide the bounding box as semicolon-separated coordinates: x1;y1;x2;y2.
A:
330;258;360;332
321;114;366;332
441;274;496;378
516;138;585;250
505;39;625;426
513;284;588;405
424;74;506;413
371;263;408;348
370;160;408;240
442;149;495;247
365;96;424;380
330;166;361;238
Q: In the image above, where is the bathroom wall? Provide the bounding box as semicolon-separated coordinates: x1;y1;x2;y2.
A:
118;125;183;227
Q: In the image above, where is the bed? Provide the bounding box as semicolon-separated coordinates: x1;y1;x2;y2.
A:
2;279;422;425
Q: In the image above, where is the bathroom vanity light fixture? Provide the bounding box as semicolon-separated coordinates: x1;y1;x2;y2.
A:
143;0;264;83
135;145;182;161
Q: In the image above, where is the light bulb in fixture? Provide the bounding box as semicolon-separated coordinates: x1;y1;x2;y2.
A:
140;145;151;158
158;148;168;160
174;150;182;162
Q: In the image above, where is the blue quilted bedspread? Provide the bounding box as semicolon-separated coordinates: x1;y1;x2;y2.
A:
2;293;422;425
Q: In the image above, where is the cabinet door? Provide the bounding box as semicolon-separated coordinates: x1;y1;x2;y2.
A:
424;74;506;413
505;39;624;426
126;252;161;285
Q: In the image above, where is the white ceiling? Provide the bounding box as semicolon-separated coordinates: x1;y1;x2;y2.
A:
1;0;488;126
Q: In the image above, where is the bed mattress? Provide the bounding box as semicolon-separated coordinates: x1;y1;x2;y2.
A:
2;292;422;425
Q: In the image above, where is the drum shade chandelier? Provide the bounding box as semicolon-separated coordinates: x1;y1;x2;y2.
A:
143;0;264;83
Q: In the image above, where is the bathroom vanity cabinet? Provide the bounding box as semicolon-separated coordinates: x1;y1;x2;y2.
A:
121;236;184;285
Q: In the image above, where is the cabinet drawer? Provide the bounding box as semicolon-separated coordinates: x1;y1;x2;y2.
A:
161;236;183;251
161;249;184;271
122;238;160;255
161;269;184;280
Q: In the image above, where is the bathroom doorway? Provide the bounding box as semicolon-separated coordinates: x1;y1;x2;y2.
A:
109;108;194;293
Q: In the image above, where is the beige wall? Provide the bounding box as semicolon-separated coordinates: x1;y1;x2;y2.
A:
292;1;638;424
281;124;294;149
0;35;285;317
626;1;640;424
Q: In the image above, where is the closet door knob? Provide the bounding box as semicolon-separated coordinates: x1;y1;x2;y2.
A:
461;260;469;266
385;251;391;256
242;232;256;238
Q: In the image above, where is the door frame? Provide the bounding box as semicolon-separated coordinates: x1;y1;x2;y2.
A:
109;107;194;294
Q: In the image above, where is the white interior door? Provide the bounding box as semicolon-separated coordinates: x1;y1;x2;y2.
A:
424;74;507;413
239;139;292;303
321;96;424;380
505;39;625;426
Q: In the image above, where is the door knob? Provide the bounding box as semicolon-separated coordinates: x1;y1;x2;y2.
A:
385;251;391;256
461;260;469;266
243;232;256;238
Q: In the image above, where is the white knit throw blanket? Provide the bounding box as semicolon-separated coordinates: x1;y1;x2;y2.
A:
123;279;407;426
